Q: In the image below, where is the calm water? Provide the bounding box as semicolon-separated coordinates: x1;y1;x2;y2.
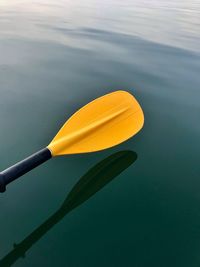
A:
0;0;200;266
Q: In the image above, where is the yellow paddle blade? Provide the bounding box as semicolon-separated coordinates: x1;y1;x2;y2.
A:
47;91;144;156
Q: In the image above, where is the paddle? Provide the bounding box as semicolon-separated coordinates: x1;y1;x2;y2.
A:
0;90;144;192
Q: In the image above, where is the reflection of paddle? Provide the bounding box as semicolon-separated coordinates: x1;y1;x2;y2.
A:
0;90;144;192
0;150;137;267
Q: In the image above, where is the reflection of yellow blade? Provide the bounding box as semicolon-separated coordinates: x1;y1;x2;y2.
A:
48;91;144;156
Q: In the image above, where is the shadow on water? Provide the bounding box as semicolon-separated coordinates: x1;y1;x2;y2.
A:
0;150;137;267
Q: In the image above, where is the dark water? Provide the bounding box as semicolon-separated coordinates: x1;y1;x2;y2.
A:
0;1;200;266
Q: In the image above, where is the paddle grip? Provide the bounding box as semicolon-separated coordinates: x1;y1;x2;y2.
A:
0;148;52;192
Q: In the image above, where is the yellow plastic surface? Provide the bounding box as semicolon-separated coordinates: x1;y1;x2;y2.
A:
48;91;144;156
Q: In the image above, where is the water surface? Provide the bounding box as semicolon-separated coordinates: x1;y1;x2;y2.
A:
0;0;200;266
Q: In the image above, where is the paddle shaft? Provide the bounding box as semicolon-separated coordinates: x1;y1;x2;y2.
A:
0;148;52;192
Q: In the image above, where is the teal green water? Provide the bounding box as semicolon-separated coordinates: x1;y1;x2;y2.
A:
0;1;200;266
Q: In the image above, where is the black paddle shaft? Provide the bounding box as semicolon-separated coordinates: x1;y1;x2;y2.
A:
0;148;52;192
